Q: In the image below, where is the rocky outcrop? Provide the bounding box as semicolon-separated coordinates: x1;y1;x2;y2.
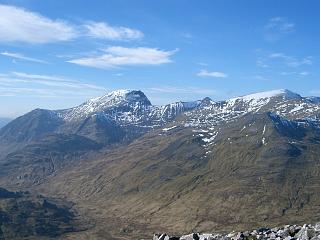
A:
0;187;86;239
153;223;320;240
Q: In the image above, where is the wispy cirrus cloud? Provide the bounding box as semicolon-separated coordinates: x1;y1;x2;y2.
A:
280;71;310;76
0;4;78;44
197;69;228;78
67;46;177;69
256;59;269;68
268;52;312;67
264;17;295;42
255;50;313;78
309;90;320;96
148;86;217;95
0;72;107;98
299;71;310;76
0;86;92;98
252;75;270;81
1;52;48;63
84;21;143;40
10;72;106;90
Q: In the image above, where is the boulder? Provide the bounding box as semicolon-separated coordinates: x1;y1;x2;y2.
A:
232;232;244;240
277;229;290;238
152;223;320;240
199;234;215;240
295;227;316;240
283;236;293;240
314;224;320;232
154;233;170;240
180;233;200;240
269;232;277;239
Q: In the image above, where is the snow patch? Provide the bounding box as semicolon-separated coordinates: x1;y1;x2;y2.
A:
162;126;177;132
289;104;305;113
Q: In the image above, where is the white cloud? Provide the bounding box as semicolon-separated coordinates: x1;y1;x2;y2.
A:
264;17;295;42
0;72;107;98
181;32;194;39
0;5;146;44
1;52;47;63
197;62;209;66
0;86;102;98
299;71;310;76
10;72;106;90
309;90;320;96
253;75;269;81
67;46;177;69
84;21;143;40
280;71;310;77
12;72;70;82
0;4;78;43
268;52;312;67
148;86;216;95
114;73;124;77
256;59;269;68
197;69;228;78
265;17;295;33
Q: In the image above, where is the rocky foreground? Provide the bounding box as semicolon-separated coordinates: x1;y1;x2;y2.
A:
153;223;320;240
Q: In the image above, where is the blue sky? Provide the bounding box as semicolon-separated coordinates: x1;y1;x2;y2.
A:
0;0;319;117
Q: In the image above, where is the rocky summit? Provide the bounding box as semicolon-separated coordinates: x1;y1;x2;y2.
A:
153;223;320;240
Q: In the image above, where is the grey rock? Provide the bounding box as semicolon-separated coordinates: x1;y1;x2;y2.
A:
155;233;169;240
180;233;200;240
154;223;320;240
311;235;320;240
295;227;315;240
314;224;320;232
269;232;277;239
153;234;160;240
233;232;244;240
283;236;293;240
277;229;290;238
199;234;215;240
289;226;300;236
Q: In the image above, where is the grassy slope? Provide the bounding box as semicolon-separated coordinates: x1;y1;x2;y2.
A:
31;113;320;239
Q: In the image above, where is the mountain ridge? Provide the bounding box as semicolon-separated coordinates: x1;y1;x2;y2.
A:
1;88;320;239
1;88;320;184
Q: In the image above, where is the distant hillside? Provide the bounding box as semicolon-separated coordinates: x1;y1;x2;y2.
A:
0;118;11;129
0;187;86;239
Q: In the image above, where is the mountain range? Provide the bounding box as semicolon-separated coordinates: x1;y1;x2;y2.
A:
1;89;320;239
0;118;11;130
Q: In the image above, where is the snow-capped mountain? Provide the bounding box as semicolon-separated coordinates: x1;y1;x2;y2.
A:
0;88;318;155
182;89;320;128
1;88;320;236
0;89;203;154
58;90;152;122
1;89;319;151
307;96;320;104
57;89;201;127
164;89;320;149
